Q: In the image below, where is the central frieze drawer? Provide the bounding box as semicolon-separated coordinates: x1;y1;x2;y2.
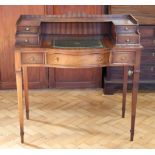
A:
47;52;110;67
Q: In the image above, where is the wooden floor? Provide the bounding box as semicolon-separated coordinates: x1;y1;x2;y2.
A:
0;89;155;148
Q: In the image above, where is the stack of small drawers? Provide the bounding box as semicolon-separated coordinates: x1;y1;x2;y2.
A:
115;25;140;45
110;23;140;66
16;25;40;46
16;24;44;65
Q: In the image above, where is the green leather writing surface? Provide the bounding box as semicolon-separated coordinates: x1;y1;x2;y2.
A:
53;39;104;48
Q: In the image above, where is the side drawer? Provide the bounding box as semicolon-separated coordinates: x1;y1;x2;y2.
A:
116;34;140;44
111;51;135;65
141;38;155;48
106;66;133;80
16;34;40;45
21;53;44;64
141;49;155;64
17;26;40;34
139;26;155;38
46;52;110;67
140;65;155;80
116;25;137;34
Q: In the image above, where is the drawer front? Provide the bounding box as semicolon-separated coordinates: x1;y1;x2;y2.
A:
112;52;135;64
140;65;155;80
117;35;139;44
106;66;133;80
106;65;155;81
141;38;155;48
141;49;155;64
17;26;40;34
16;35;39;45
116;25;137;34
21;53;44;64
47;53;110;67
140;26;155;38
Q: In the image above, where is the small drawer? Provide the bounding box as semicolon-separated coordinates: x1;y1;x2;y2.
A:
141;49;155;64
17;26;40;34
141;38;155;48
111;52;135;64
16;34;39;45
139;26;155;38
47;52;110;67
116;25;137;34
116;34;140;44
21;53;44;64
140;65;155;80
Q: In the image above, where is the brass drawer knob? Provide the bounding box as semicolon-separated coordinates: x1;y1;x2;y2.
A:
55;57;59;62
24;39;29;43
30;56;35;62
25;27;30;31
98;56;103;62
125;39;130;43
121;56;126;61
125;26;128;31
150;67;154;72
128;70;133;76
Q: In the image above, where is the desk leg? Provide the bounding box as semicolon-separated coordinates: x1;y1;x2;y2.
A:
130;67;140;141
122;66;128;118
22;67;29;120
16;70;24;143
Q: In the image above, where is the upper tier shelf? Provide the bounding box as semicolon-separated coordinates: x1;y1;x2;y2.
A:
15;14;142;49
16;14;138;26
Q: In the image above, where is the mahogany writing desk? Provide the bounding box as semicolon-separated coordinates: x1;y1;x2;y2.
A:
15;14;142;143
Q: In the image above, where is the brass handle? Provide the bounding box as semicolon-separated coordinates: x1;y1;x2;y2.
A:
150;67;154;72
152;52;155;57
25;27;30;31
98;56;103;62
24;39;29;43
125;39;130;43
121;56;126;61
30;56;35;62
128;70;133;76
124;26;128;31
55;57;59;62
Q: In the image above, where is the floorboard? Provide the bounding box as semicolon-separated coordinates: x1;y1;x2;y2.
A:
0;89;154;148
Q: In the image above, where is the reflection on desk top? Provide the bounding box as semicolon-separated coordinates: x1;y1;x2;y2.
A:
53;39;104;49
17;14;138;26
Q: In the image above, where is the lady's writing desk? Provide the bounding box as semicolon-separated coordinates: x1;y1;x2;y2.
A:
15;14;142;143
